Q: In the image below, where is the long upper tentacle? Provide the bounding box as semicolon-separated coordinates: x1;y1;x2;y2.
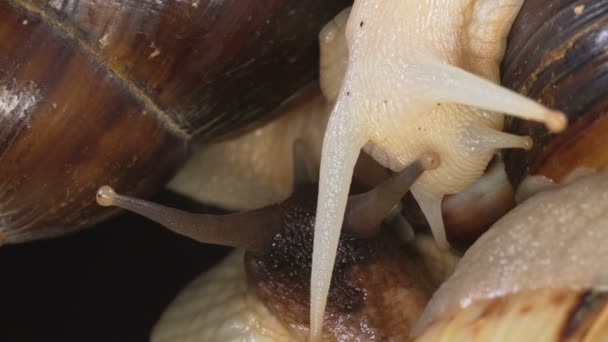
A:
425;61;567;132
310;99;366;340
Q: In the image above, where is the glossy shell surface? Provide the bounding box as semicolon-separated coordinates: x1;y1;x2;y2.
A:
503;0;608;185
0;0;350;243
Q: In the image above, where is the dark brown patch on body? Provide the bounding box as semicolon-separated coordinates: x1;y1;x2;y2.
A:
245;185;433;341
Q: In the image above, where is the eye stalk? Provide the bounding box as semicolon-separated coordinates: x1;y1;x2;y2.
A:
96;185;117;207
94;145;436;254
95;185;283;252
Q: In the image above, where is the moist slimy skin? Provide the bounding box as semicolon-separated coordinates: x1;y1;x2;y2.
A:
95;143;441;340
310;1;567;339
415;169;608;335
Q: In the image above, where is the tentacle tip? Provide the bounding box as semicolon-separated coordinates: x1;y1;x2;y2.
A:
430;220;451;251
96;185;116;207
521;136;533;150
420;151;441;170
546;111;567;133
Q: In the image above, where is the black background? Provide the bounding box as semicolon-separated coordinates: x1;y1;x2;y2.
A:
0;192;230;342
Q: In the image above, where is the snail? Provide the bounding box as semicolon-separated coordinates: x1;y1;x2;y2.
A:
0;0;350;244
94;143;457;341
413;168;608;341
165;2;601;336
4;0;604;341
309;1;570;338
413;1;608;338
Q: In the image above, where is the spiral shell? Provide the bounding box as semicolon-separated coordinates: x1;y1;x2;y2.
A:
503;0;608;185
0;0;349;244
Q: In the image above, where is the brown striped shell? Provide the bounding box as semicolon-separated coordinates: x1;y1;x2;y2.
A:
503;0;608;186
0;0;349;244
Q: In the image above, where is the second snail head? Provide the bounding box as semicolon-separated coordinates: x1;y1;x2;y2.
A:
95;143;440;339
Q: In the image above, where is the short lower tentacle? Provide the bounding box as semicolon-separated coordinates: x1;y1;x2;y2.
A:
411;185;449;251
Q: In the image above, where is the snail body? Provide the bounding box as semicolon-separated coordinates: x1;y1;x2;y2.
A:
95;143;448;341
310;1;568;338
0;0;349;244
151;236;457;342
96;1;608;340
414;169;608;340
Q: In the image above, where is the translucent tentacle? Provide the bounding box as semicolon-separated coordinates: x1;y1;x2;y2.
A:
310;100;366;341
411;184;449;251
426;62;567;132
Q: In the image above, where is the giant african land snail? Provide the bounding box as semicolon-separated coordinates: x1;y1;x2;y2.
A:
309;1;570;338
95;143;452;341
5;1;605;340
408;1;608;340
105;1;608;340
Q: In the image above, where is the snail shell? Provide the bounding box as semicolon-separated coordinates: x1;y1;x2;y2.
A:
0;0;349;244
417;289;608;342
503;0;608;186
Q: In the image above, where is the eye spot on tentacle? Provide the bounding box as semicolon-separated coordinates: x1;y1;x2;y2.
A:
96;185;116;207
546;110;568;133
420;151;441;170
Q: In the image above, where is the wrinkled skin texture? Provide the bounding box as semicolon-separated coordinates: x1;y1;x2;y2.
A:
310;1;567;339
244;186;434;341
